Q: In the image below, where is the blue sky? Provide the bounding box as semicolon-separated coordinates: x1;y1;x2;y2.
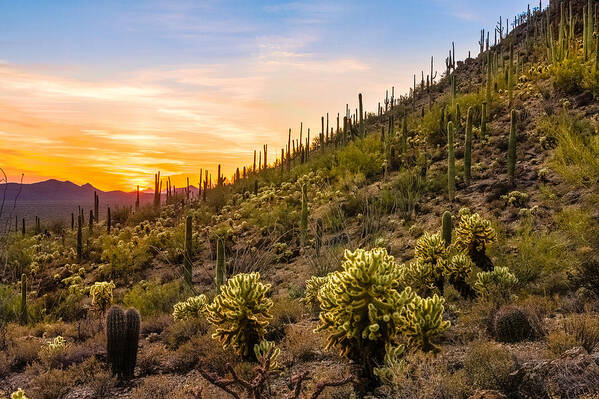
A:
0;0;535;189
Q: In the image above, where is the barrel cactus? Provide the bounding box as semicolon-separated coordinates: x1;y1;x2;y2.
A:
315;248;415;380
172;294;208;321
493;305;533;343
206;272;273;360
106;306;141;380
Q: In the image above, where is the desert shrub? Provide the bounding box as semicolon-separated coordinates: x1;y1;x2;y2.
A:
334;135;384;179
161;318;209;349
569;253;599;296
30;368;75;399
131;375;183;399
375;351;470;399
267;296;304;340
552;57;584;94
463;341;517;392
391;170;427;221
493;306;534;343
547;330;579;355
7;338;40;371
282;323;326;363
136;344;169;376
474;267;518;303
172;333;236;374
172;295;208;321
123;280;185;317
206;272;273;360
0;284;20;323
563;313;599;353
69;357;116;399
538;112;599;187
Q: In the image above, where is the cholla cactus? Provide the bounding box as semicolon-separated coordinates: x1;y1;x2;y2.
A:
253;340;280;370
414;232;449;291
373;344;405;383
315;248;415;378
400;294;450;352
172;294;208;321
90;281;115;314
474;266;518;303
10;389;27;399
398;259;438;297
303;275;329;311
445;253;475;297
454;212;496;271
207;272;273;360
41;336;68;357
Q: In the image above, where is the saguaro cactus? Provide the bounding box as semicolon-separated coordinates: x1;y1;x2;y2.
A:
20;274;27;325
301;184;308;247
154;172;161;208
135;185;140;211
508;109;517;185
464;106;473;185
123;308;140;379
107;207;111;234
447;121;456;201
184;216;193;286
359;93;365;137
442;211;452;246
76;215;83;262
216;238;225;291
94;192;99;222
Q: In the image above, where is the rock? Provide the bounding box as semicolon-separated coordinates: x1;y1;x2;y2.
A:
574;90;594;108
468;390;507;399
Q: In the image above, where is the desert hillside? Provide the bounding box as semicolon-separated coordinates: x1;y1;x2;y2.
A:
2;1;599;398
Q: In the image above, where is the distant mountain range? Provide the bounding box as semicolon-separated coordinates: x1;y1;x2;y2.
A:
0;179;198;204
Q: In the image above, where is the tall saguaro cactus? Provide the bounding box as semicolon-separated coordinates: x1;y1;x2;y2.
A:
464;106;473;185
508;109;517;185
76;215;83;262
442;211;452;246
447;121;456;201
20;274;27;325
135;185;140;211
358;93;365;137
107;207;111;234
301;183;308;247
154;172;161;208
184;216;193;287
216;238;225;292
94;192;99;222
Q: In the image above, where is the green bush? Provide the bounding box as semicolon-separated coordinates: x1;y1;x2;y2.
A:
123;280;185;317
552;58;585;94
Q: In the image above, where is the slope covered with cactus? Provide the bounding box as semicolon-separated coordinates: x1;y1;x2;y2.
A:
2;1;599;398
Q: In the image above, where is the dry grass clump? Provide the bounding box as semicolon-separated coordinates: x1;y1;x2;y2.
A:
282;323;326;363
463;340;518;393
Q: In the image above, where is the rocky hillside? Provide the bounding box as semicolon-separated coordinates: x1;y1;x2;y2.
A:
1;1;599;398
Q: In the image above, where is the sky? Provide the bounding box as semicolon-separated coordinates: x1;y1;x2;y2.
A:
0;0;534;191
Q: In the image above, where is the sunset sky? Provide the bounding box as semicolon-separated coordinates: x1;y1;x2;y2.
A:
0;0;532;191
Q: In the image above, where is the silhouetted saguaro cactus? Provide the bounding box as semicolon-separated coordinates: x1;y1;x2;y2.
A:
107;207;111;234
20;274;27;325
135;185;140;211
359;93;365;137
442;211;452;246
464;107;473;185
447;121;456;201
77;215;83;262
216;238;225;292
89;210;94;234
94;192;99;222
508;109;517;185
184;216;193;287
